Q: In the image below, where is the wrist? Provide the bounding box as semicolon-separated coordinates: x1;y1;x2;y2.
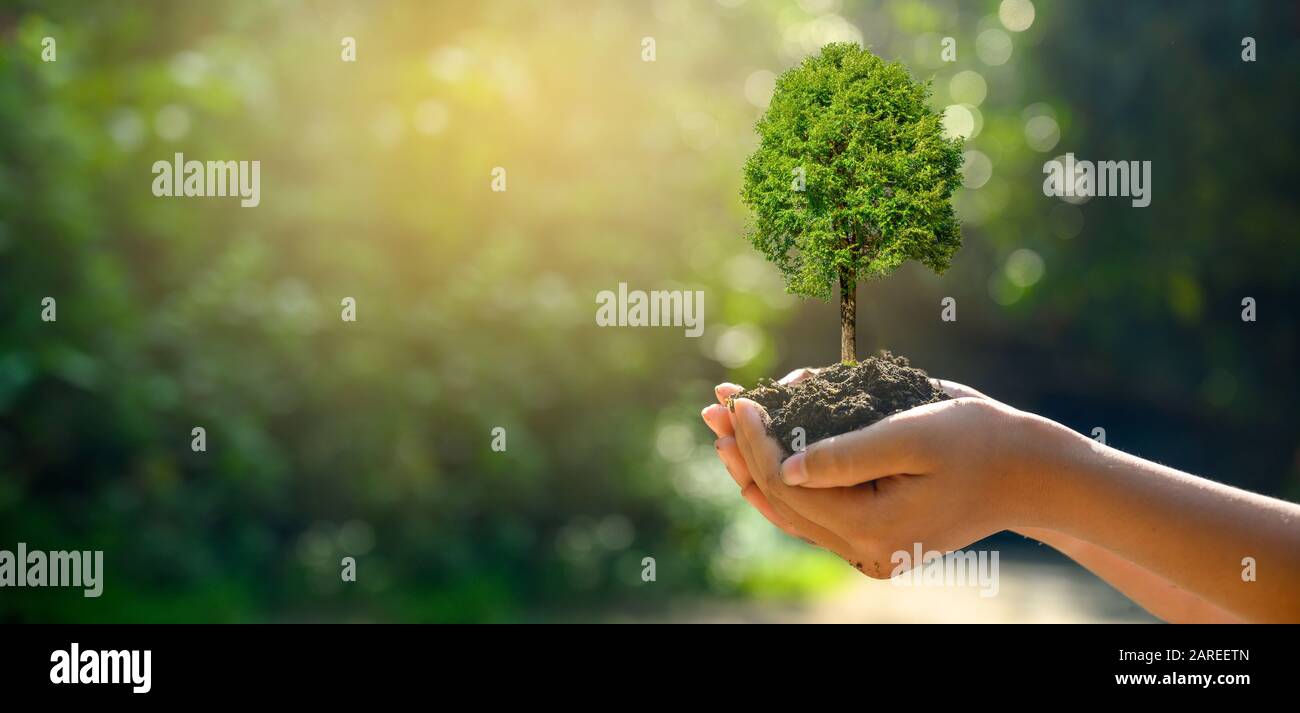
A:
1000;409;1100;531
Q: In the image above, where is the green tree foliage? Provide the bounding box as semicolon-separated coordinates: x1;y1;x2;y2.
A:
741;43;964;361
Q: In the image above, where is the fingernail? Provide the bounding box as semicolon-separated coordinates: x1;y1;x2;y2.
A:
782;452;808;485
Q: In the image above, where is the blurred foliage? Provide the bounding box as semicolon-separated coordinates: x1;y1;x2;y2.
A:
0;0;1296;622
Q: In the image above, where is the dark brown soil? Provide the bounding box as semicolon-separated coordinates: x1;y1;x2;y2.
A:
734;351;948;456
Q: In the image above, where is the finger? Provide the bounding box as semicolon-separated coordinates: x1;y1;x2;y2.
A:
739;482;802;539
715;383;743;406
730;399;868;565
780;401;949;488
701;404;734;438
778;367;820;386
732;399;872;539
714;436;753;488
931;378;988;400
720;437;806;541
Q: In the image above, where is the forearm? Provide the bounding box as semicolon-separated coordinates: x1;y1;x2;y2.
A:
1023;418;1300;623
1016;527;1241;623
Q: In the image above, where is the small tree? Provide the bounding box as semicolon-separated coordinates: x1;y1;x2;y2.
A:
741;43;964;362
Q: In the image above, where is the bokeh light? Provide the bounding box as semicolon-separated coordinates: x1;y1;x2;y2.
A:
744;69;777;107
1024;115;1060;152
942;103;975;139
999;0;1036;33
711;324;765;368
414;100;450;136
962;149;993;189
977;27;1013;65
1005;248;1046;287
155;104;191;142
950;70;988;107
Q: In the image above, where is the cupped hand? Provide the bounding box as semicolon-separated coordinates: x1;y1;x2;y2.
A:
703;375;1077;577
701;368;860;563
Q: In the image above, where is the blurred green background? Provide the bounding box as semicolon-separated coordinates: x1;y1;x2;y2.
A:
1;0;1296;622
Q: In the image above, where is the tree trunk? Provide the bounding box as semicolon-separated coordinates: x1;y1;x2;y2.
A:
839;267;856;363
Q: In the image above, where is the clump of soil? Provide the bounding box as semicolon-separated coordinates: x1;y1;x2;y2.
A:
735;351;948;456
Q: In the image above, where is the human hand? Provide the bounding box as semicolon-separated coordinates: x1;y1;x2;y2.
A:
705;375;1300;621
701;368;866;564
708;377;1083;577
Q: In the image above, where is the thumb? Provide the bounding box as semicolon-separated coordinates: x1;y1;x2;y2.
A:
780;408;935;488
